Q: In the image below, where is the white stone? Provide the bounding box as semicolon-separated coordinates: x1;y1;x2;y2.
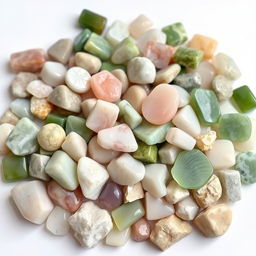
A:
165;180;189;204
170;84;190;108
175;196;199;221
26;80;53;98
166;127;196;150
61;132;87;161
81;98;97;118
41;61;66;86
127;57;156;84
142;163;169;198
106;227;130;247
29;153;50;181
137;29;166;54
107;153;145;186
68;202;113;248
212;75;233;101
65;67;91;93
77;157;109;200
0;123;14;154
216;169;241;202
46;206;70;236
219;100;238;115
172;105;201;137
206;140;236;170
124;182;144;203
194;61;215;89
86;100;119;133
97;124;138;152
0;109;19;125
106;20;129;46
145;192;174;221
11;180;54;224
158;143;181;165
88;136;120;165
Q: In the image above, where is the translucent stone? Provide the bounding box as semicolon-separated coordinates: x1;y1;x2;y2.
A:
26;80;53;98
194;61;215;89
106;227;130;247
98;181;123;211
46;206;71;236
47;180;84;213
10;98;33;119
129;14;154;39
106;20;129;46
213;53;241;80
142;84;179;125
0;123;14;155
131;218;151;242
29;153;50;181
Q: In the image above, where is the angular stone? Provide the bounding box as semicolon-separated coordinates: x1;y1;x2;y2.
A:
165;180;189;204
10;98;33;119
212;75;233;101
48;38;73;64
106;227;130;247
174;72;202;92
124;182;144;203
48;85;81;113
30;97;53;120
0;109;19;125
158;143;181;165
106;20;129;46
0;123;14;155
175;196;199;221
26;80;53;98
29;153;50;181
162;23;187;46
81;98;97;118
196;130;217;152
6;117;39;156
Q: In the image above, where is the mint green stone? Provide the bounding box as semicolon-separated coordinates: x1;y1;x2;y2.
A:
132;141;158;163
218;113;252;142
111;37;140;64
235;151;256;184
162;22;188;46
133;120;172;145
111;200;145;231
66;115;93;142
118;100;142;129
190;88;220;125
171;149;213;189
100;62;126;72
174;47;203;69
84;32;112;61
10;99;33;119
6;117;39;156
74;28;92;52
46;113;67;128
2;155;28;182
45;150;78;190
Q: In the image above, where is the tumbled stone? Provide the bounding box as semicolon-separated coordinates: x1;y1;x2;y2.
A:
75;52;102;74
174;72;202;92
154;64;181;85
26;80;53;98
175;196;199;221
165;180;189;204
196;130;217;152
29;153;50;181
106;20;129;46
124;182;144;203
30;97;53;120
0;109;19;125
10;98;33;119
0;123;14;155
212;75;233;101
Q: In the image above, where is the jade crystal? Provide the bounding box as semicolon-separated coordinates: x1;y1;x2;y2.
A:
190;88;220;125
133;141;158;163
100;62;126;72
46;113;67;128
74;28;92;52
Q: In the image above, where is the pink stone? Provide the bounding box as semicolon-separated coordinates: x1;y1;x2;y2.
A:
143;41;174;69
90;70;122;102
10;48;46;73
194;61;215;89
142;84;179;125
47;180;84;213
97;124;138;152
131;218;151;242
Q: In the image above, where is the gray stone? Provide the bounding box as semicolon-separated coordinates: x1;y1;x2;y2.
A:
29;153;50;181
10;98;33;119
174;72;202;92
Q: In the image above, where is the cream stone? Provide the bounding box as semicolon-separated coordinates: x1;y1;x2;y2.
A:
123;182;144;203
175;196;199;221
196;130;217;152
165;180;189;204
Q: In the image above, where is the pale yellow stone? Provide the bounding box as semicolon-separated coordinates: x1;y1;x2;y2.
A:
194;204;232;237
150;215;192;251
111;69;129;94
75;52;101;74
124;182;144;203
154;64;181;85
192;174;222;209
165;180;189;204
30;97;53;120
196;130;217;152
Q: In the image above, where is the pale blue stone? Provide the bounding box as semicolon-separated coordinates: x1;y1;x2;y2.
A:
6;117;39;156
10;98;33;119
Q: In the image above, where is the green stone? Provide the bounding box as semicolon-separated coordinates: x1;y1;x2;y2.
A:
118;100;142;129
171;149;213;189
46;113;67;128
10;99;33;119
100;62;126;72
66;115;93;142
6;117;39;156
2;155;28;182
133;120;172;145
111;200;145;231
84;32;112;61
78;9;107;34
218;113;252;142
190;88;220;125
132;141;158;163
73;28;92;52
45;150;78;190
162;22;188;46
235;152;256;184
111;37;140;64
232;85;256;113
174;47;204;69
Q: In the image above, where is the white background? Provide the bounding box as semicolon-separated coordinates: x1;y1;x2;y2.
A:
0;0;256;255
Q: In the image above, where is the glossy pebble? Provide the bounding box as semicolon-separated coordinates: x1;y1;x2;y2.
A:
142;84;179;125
26;80;53;98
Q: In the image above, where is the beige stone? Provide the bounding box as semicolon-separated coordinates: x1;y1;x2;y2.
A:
124;182;144;203
192;174;222;209
194;204;232;237
81;98;97;118
196;130;217;152
165;180;189;204
75;52;101;74
30;97;53;120
154;64;181;85
0;123;15;154
150;215;192;251
0;109;19;125
111;69;129;94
